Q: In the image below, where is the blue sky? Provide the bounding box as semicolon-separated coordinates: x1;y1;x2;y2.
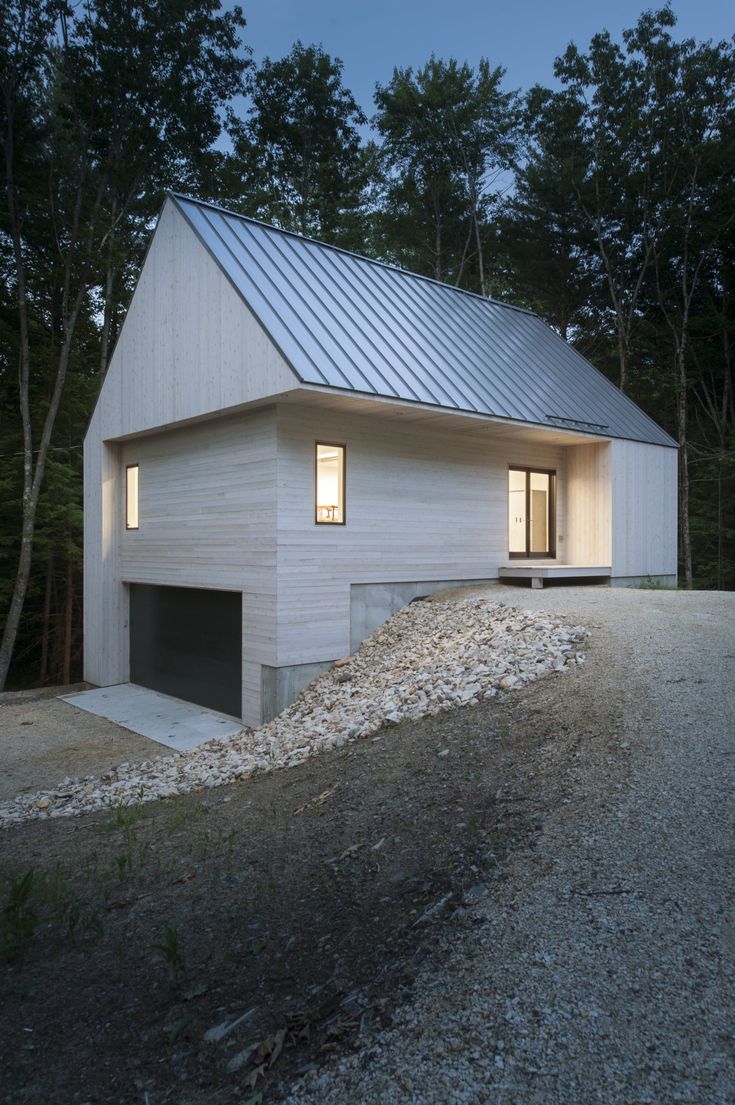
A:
236;0;734;115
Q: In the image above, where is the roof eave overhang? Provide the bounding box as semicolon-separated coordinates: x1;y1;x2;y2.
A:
295;381;679;449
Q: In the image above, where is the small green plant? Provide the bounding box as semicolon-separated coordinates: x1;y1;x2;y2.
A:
115;850;133;882
1;869;39;965
151;923;186;981
636;575;678;590
58;894;103;941
104;802;145;833
107;806;153;882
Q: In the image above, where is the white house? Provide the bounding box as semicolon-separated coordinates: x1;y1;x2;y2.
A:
84;194;678;725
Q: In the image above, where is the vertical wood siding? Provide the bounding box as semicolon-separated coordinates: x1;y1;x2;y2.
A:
611;440;678;579
564;442;612;566
83;437;129;687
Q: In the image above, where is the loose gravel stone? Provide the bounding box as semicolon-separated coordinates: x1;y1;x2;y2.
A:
0;598;586;827
282;585;735;1105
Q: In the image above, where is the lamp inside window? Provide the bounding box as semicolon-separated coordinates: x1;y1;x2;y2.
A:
126;464;139;530
315;443;345;524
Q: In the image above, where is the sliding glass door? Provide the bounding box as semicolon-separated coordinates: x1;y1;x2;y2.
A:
508;467;556;558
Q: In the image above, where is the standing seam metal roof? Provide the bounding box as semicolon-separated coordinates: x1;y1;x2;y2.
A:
170;193;677;448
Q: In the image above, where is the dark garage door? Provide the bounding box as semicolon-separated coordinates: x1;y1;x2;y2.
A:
129;584;242;717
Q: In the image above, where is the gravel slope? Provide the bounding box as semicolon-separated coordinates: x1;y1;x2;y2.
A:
0;599;586;826
285;586;735;1105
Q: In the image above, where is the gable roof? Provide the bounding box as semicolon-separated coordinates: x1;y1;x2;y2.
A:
170;193;676;449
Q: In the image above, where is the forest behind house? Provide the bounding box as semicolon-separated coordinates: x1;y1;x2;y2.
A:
1;1;734;691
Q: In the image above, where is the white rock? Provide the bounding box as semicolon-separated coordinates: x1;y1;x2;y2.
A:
0;598;587;828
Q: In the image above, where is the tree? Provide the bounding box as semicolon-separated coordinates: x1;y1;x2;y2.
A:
525;8;735;587
496;87;595;341
532;9;684;394
374;57;519;293
228;42;371;245
644;26;735;588
0;0;249;690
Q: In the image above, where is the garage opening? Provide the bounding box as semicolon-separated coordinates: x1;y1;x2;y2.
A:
129;584;242;718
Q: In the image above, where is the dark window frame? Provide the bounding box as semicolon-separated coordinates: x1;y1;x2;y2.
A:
508;465;556;558
125;464;139;531
314;441;346;526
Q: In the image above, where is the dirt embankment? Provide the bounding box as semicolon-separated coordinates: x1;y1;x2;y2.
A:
0;646;608;1105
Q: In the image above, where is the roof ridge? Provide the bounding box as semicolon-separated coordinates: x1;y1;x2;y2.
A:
167;191;537;318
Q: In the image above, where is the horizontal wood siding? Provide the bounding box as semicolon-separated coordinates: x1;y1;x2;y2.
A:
564;442;612;566
118;410;277;725
611;440;678;579
275;403;566;665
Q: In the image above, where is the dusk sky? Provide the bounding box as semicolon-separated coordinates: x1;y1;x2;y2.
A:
236;0;734;114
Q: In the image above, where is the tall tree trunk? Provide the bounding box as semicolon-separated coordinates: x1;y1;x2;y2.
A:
676;346;693;589
455;217;474;288
38;553;54;684
434;213;442;281
99;264;115;378
0;317;81;691
617;323;630;394
716;455;722;592
473;204;486;298
62;558;74;685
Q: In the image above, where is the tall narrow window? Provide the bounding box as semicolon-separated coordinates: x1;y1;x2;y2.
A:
315;443;345;524
126;464;139;530
508;467;555;558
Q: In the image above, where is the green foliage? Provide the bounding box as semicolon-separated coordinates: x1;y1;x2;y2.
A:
373;56;520;292
495;87;595;340
227;41;370;245
1;0;250;686
0;864;103;965
2;5;734;694
151;923;186;980
1;869;39;965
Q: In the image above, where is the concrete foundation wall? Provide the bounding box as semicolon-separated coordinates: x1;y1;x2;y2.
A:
610;575;678;589
349;579;495;654
260;660;334;723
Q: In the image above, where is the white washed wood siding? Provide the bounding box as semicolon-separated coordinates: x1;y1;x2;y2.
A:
90;200;298;442
611;440;678;579
84;198;296;723
83;439;128;689
274;403;567;666
564;442;612;566
116;409;277;726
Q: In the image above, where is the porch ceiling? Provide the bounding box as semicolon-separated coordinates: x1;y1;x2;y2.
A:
281;387;608;446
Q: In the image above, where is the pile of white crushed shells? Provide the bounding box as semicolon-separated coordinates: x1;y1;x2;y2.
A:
0;597;587;828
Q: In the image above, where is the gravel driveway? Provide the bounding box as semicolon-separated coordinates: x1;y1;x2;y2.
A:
285;585;735;1105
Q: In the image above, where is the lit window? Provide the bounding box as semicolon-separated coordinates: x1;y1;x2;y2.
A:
508;466;555;557
126;465;139;530
315;443;345;524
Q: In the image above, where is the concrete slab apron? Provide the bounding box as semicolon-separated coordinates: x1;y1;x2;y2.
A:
61;684;243;752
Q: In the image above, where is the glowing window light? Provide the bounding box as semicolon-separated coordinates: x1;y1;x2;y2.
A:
315;443;345;524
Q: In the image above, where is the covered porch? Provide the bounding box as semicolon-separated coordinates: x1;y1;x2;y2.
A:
502;436;613;587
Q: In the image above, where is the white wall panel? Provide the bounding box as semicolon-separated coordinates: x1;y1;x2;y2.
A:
91;200;298;443
87;409;277;725
611;440;678;579
274;403;566;665
564;442;612;566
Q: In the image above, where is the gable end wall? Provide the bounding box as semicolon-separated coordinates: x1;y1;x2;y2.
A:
83;200;296;711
